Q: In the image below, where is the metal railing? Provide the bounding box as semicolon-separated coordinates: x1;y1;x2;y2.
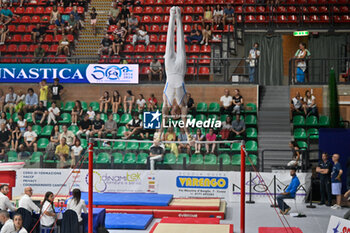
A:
261;149;309;172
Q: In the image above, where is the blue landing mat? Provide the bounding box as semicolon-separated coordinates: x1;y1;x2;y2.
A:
105;213;153;229
80;192;173;206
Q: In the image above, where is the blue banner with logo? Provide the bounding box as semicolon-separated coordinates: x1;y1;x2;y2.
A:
0;64;139;84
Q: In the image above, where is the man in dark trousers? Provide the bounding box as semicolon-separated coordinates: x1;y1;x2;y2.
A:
316;152;332;206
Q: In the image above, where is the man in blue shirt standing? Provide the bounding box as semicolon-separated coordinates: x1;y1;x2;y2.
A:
331;153;343;210
277;167;300;215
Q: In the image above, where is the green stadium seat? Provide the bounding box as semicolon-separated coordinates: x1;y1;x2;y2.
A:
218;153;231;165
100;113;108;122
89;102;100;112
246;140;258;152
123;153;136;164
208;102;220;113
245;115;257;126
318;116;330;127
232;142;242;151
306;115;318;127
136;153;148;164
96;153;110;163
37;138;49;150
32;125;41;136
112;152;123;163
126;142;139;150
41;125;53;137
220;114;229;122
163;153;176;165
191;154;203;165
232;154;241;165
117;126;127;137
245;103;257;114
294;128;307;140
218;143;233;152
113;114;120;123
81;101;88;111
12;113;19;122
208;114;219;121
68;125;79;134
59;113;71;124
97;141;112;150
195;114;206;122
80;139;87;149
177;153;190;164
24;113;33;123
247;154;258;166
293;115;305;127
139;142;152;150
30;152;43;163
64;101;75;112
232;154;257;166
120;114;132;124
7;151;18;162
196;102;208;113
204;154;217;165
297;141;308;150
246;127;257;139
307;128;319;139
113;141;126;150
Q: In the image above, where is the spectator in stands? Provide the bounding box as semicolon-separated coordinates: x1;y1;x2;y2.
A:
109;2;120;22
32;101;47;125
47;102;60;125
187;93;196;115
15;90;26;114
202;6;213;27
67;188;87;232
293;42;309;83
77;114;92;140
277;167;300;215
50;5;60;25
71;6;83;30
67;13;78;35
164;126;178;157
0;24;9;45
59;125;75;147
113;23;127;42
109;15;119;26
19;186;40;214
205;128;216;154
331;153;343;210
71;100;83;126
232;89;243;115
132;25;149;46
119;14;128;29
220;116;232;140
248;43;260;83
46;0;57;6
31;24;47;44
99;34;113;56
10;119;21;151
55;137;69;167
223;4;235;27
103;114;117;139
316;152;332;206
220;89;233;114
120;4;130;19
287;141;301;167
136;94;146;112
56;34;71;56
213;4;223;26
4;87;17;115
70;139;83;166
290;91;303;116
13;213;27;233
0;184;16;211
186;24;202;44
34;42;46;63
40;191;56;229
90;7;97;35
177;128;190;155
17;114;27;133
50;78;64;107
193;128;205;154
147;94;157;111
112;33;123;56
147;59;163;81
123;112;144;139
0;112;7;127
230;114;245;139
86;106;95;120
112;90;122;114
201;24;212;46
99;91;111;113
149;138;164;170
0;210;15;232
0;123;11;157
19;125;38;152
90;113;104;138
0;3;18;26
46;125;60;159
0;89;4;112
128;13;138;34
123;90;135;114
303;90;318;116
24;88;38;114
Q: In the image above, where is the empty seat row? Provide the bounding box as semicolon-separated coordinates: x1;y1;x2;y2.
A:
12;6;84;15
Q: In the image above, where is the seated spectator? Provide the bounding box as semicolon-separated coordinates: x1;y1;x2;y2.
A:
13;213;27;233
202;6;213;26
164;127;178;157
99;34;113;56
46;125;60;159
90;113;104;138
136;94;146;112
24;88;38;114
186;24;202;44
71;139;83;166
187;93;196;115
132;25;149;46
205;128;216;154
15;90;26;114
201;24;212;46
0;123;11;157
109;15;119;26
120;5;130;19
59;125;76;147
0;25;9;45
9;119;21;151
31;24;47;44
47;102;60;125
55;137;69;167
177;128;190;155
46;0;57;6
50;5;60;25
230;114;245;139
56;34;70;56
147;94;157;111
86;106;95;121
113;23;127;42
290;91;303;116
220;89;233;114
0;210;15;233
119;14;128;29
0;112;6;125
32;101;47;125
19;125;38;152
53;15;64;37
149;138;164;170
112;90;122;114
99;91;111;113
193;128;205;154
123;112;144;139
109;2;120;22
4;87;17;115
123;90;135;114
220;116;232;140
303;90;318;116
287;141;301;167
103;114;117;139
0;3;18;25
71;100;83;126
70;6;83;30
147;59;163;81
77;114;92;140
90;7;98;35
67;13;78;34
39;192;56;230
232;89;243;115
112;33;123;56
0;89;4;113
128;13;138;34
223;4;234;27
213;4;223;26
17;114;27;133
34;42;46;63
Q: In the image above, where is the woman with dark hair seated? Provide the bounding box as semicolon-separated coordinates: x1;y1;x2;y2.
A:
287;141;301;167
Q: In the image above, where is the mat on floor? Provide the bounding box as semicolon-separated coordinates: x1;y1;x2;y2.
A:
80;192;173;206
160;217;220;224
105;213;153;229
150;223;233;233
259;227;303;233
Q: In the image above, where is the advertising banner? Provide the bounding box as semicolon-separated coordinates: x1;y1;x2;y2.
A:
0;64;139;84
326;216;350;233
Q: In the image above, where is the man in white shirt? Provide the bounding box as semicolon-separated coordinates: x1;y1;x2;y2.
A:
0;210;15;233
248;42;260;83
4;87;17;115
59;125;75;147
47;102;60;125
220;89;233;114
19;186;40;214
19;125;38;152
0;184;16;211
131;25;150;46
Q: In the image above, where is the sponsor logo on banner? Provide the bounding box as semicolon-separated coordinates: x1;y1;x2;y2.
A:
327;216;350;233
143;111;162;129
86;64;139;84
176;176;228;189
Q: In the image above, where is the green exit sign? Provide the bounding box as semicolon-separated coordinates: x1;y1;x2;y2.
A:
293;31;309;36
